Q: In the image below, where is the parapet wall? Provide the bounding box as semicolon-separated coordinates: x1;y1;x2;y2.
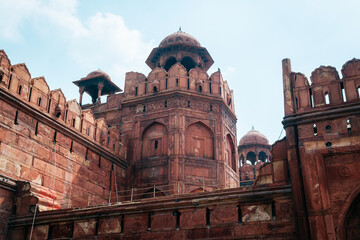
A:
284;58;360;115
8;185;296;240
0;50;128;213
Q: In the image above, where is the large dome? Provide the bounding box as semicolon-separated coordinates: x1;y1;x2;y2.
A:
239;127;269;146
159;30;201;47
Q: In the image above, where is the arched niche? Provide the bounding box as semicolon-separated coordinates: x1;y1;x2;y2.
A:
185;122;214;159
141;122;168;159
225;134;236;171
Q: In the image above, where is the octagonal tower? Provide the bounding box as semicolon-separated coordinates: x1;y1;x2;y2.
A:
81;30;238;197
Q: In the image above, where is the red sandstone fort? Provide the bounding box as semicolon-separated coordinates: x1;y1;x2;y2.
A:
0;30;360;239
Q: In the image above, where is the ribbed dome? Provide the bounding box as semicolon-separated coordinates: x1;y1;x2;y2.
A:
159;30;201;47
239;127;269;146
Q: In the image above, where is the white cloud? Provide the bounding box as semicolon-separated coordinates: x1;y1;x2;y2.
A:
0;0;154;85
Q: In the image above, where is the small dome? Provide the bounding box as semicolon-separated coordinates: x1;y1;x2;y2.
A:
159;30;201;47
86;69;111;81
239;127;269;146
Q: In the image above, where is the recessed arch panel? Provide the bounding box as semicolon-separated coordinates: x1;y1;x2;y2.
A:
141;122;168;159
185;122;214;158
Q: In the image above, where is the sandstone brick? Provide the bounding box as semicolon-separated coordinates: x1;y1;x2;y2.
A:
73;219;97;237
20;167;42;185
211;204;238;225
98;217;121;234
0;143;32;166
123;214;147;233
151;212;176;230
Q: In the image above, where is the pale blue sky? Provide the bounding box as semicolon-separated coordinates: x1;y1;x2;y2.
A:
0;0;359;144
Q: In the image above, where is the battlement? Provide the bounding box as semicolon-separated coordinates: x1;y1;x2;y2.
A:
123;65;235;113
0;50;125;158
282;58;360;116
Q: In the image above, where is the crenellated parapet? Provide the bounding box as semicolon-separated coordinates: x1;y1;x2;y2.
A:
122;66;235;113
283;58;360;116
0;50;123;157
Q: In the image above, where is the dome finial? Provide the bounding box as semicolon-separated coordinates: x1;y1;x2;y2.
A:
179;26;182;32
251;126;255;131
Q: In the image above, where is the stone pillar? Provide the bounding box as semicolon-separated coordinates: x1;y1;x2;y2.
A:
97;82;104;103
79;86;85;106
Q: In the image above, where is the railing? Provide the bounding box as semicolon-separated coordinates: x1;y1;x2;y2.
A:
54;179;256;209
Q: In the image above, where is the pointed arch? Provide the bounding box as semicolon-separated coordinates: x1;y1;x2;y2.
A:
185;121;214;159
141;122;168;159
225;134;236;171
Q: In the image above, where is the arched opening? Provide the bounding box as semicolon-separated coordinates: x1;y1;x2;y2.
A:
325;92;330;104
258;151;268;163
246;152;256;165
141;122;168;159
185;122;214;159
153;86;158;93
181;56;196;72
164;57;177;72
18;85;22;95
141;188;165;199
226;134;236;171
198;85;202;92
345;194;360;239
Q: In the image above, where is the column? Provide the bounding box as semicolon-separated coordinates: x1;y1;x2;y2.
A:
79;86;85;106
97;82;104;103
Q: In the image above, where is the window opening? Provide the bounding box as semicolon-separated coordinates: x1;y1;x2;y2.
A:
8;74;12;89
210;104;213;112
347;118;352;132
28;87;32;101
209;82;212;93
47;99;51;113
143;105;146;112
198;85;202;92
176;78;179;87
154;140;158;149
325;92;330;104
309;88;314;108
237;205;242;223
313;123;318;136
144;83;147;94
340;82;346;102
153;86;157;92
164;100;167;108
135;87;138;96
37;97;42;106
70;140;73;153
53;131;57;143
271;201;276;220
295;97;299;109
18;85;22;95
14;110;18;125
72;118;76;127
206;208;211;226
35;121;38;136
187;101;190;107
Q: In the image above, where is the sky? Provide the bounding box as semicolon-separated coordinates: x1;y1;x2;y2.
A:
0;0;359;144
